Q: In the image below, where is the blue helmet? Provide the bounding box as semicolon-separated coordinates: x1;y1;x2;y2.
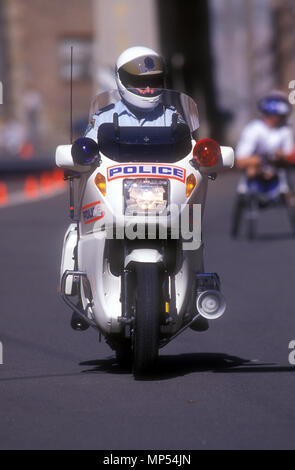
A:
258;92;291;116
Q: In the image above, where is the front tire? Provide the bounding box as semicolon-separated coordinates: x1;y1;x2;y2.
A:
133;263;160;377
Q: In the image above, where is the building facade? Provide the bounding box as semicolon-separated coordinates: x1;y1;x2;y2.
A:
0;0;94;148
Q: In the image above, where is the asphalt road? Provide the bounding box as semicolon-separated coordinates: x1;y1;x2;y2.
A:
0;171;295;450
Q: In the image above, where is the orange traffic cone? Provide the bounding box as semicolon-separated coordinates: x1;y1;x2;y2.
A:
52;168;66;189
24;176;39;199
0;182;8;205
40;171;54;194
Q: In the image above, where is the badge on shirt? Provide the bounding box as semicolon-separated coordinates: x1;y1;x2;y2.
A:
85;119;95;135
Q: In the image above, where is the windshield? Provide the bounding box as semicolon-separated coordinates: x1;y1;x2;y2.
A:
88;89;199;163
97;123;192;163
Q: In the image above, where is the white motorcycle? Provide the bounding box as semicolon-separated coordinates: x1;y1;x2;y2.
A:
56;89;234;376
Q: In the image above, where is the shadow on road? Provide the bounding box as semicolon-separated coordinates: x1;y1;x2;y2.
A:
232;232;294;243
0;353;293;383
79;353;295;381
252;232;294;242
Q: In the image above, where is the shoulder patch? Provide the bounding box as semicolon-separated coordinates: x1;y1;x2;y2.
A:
85;120;95;135
95;103;115;116
87;119;95;129
166;105;177;111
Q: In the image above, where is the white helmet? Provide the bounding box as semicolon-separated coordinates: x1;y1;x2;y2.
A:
115;46;166;112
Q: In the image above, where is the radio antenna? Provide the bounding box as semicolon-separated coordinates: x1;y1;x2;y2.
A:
68;45;75;221
70;45;73;143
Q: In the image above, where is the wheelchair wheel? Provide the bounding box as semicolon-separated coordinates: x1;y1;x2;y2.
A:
287;204;295;236
247;195;258;241
231;195;246;238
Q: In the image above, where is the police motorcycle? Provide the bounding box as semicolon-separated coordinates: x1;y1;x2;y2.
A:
56;88;234;376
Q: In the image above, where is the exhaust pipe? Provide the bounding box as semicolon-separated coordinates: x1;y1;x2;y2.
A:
159;273;226;348
195;273;226;320
196;289;226;320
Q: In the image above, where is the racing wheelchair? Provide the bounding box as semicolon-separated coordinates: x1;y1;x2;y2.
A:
231;163;295;241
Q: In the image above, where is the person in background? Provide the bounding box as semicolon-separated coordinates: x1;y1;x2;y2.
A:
0;116;27;158
235;90;295;214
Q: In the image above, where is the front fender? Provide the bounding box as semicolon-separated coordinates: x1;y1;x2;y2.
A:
60;223;78;295
124;249;163;268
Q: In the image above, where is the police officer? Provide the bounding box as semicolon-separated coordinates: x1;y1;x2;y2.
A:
85;46;183;142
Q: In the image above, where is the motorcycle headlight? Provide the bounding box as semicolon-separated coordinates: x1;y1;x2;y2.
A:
124;179;169;215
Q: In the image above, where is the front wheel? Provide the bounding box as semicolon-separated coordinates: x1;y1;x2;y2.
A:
133;263;160;377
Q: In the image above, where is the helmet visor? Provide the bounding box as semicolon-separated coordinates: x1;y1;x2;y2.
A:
118;54;165;93
119;69;164;90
